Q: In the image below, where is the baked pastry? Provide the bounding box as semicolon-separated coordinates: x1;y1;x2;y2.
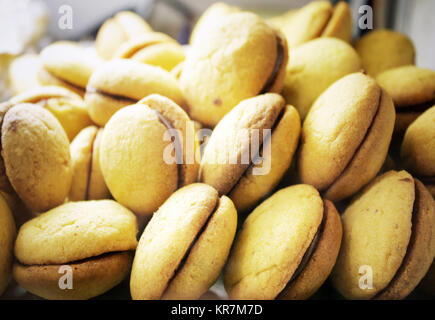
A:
418;260;435;296
113;32;185;71
189;2;240;45
5;86;92;140
13;200;138;300
401;106;435;198
355;29;415;77
331;170;435;299
69;126;109;201
282;37;362;119
224;184;342;299
179;11;288;127
199;93;300;212
85;59;185;126
298;72;395;201
0;103;72;212
269;1;352;49
100;94;198;216
0;193;15;296
376;66;435;135
130;183;237;299
38;41;101;97
95;11;153;60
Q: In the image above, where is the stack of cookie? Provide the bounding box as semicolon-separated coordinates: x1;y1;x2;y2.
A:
1;1;434;300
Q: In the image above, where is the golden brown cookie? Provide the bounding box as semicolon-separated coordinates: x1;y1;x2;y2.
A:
282;37;362;119
0;103;72;212
180;11;288;127
38;41;102;97
355;29;415;77
95;11;153;60
85;59;185;126
270;1;352;49
130;183;237;300
69;125;109;201
401;106;435;195
100;94;198;216
377;66;435;135
331;170;435;299
6;86;92;140
224;184;342;299
13;200;138;300
199;93;300;212
113;32;185;71
298;72;395;201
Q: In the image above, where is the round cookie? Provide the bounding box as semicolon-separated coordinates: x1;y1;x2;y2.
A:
224;184;342;300
38;41;102;97
13;200;138;300
95;11;153;60
0;193;15;296
271;1;352;49
85;59;185;126
113;32;185;71
179;11;288;127
282;37;362;119
69;126;109;201
331;170;435;299
376;66;435;135
199;93;300;212
189;2;240;45
0;103;72;212
7;86;92;140
298;72;395;201
401;106;435;197
130;183;237;300
100;94;198;216
355;29;415;77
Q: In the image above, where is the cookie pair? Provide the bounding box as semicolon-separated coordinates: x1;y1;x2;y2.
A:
332;170;435;299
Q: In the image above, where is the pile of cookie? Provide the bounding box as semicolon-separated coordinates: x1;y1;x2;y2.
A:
1;1;434;300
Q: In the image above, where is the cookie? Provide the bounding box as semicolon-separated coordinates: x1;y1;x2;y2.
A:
331;170;435;299
282;37;362;119
100;94;198;216
355;29;415;77
224;184;342;299
179;11;288;127
199;93;300;212
13;200;138;299
130;183;237;299
298;72;395;201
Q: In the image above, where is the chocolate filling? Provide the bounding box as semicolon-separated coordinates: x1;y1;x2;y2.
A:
152;109;184;188
85;86;137;103
16;250;132;267
260;35;284;94
323;91;382;191
276;204;326;299
161;198;220;298
226;106;286;198
373;180;420;299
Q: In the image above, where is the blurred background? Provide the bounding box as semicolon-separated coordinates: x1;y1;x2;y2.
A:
1;0;434;100
1;0;433;65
